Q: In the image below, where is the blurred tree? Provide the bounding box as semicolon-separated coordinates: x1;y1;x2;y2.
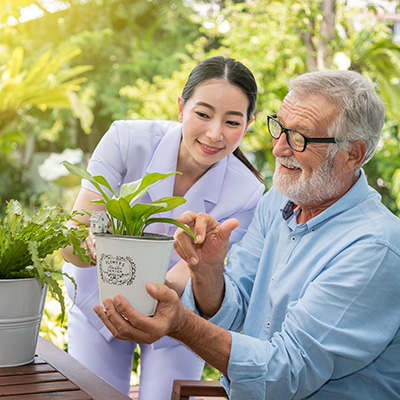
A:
1;0;202;153
0;0;202;214
121;0;400;215
0;45;92;214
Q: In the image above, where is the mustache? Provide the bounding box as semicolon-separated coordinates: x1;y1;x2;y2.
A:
276;157;303;170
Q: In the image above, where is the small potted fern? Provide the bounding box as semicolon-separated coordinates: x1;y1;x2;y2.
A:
0;200;89;367
61;161;196;316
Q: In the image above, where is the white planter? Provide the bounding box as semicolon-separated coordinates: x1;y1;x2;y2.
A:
95;233;175;316
0;278;48;367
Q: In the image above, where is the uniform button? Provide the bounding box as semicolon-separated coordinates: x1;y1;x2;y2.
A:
291;236;297;242
266;321;271;327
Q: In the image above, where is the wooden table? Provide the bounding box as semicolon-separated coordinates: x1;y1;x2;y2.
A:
0;336;131;399
171;380;228;400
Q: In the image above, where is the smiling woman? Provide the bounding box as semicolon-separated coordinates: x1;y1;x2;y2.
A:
176;78;252;195
60;56;265;400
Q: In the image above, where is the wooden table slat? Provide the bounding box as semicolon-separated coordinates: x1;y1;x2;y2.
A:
0;371;66;386
0;380;78;396
2;391;91;400
0;363;55;377
0;337;131;400
36;337;130;399
173;380;227;396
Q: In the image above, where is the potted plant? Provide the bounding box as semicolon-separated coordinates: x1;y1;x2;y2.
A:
0;200;89;367
61;161;196;316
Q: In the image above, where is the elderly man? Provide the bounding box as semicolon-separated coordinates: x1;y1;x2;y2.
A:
94;70;400;399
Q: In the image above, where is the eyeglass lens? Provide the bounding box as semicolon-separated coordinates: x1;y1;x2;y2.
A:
269;118;305;151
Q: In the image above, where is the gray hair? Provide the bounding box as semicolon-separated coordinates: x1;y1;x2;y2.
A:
287;70;385;166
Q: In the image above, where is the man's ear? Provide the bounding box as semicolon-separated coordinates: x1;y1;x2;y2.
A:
343;140;367;172
178;96;184;123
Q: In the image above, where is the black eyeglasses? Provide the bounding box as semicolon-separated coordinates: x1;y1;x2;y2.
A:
267;114;338;152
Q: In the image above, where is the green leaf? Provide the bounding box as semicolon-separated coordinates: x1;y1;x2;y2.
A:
106;198;137;234
60;161;111;201
27;241;45;284
43;273;66;323
60;160;92;180
4;199;24;235
119;179;142;200
89;199;107;205
123;171;181;204
144;217;197;242
106;198;131;222
149;196;186;212
93;175;118;198
62;161;195;238
0;240;28;277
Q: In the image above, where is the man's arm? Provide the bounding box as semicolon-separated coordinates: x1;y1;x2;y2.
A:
93;283;232;374
174;212;239;318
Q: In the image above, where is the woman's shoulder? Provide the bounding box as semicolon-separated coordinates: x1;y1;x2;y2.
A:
99;120;181;160
111;120;180;139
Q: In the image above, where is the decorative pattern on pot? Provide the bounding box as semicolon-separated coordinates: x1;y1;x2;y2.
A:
98;255;136;286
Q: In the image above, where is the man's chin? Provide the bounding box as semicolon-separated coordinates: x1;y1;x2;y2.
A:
274;175;299;198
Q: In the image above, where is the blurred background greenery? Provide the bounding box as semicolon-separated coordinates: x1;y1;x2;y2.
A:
1;0;400;385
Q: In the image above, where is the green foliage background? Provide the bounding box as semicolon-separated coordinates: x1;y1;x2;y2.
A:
1;0;400;384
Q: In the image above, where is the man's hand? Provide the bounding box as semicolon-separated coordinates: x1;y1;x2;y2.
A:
174;211;238;270
174;212;239;317
93;283;186;344
94;281;232;376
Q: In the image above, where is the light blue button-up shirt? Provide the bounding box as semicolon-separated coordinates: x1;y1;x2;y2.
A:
182;170;400;399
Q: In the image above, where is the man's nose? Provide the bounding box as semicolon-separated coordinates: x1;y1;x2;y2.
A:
272;131;293;157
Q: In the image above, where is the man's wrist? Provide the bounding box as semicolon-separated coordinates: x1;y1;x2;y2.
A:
169;304;190;341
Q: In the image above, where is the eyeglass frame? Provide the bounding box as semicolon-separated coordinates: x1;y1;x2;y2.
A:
267;114;338;152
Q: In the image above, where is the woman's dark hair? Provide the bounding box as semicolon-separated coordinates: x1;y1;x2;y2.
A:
181;56;264;183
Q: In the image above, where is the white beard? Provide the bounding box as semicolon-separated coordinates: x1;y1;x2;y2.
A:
273;156;342;205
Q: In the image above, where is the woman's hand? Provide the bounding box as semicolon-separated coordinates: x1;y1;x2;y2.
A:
60;188;106;267
81;229;97;264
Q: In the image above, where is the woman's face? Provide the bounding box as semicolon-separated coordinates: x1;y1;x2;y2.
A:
178;78;252;169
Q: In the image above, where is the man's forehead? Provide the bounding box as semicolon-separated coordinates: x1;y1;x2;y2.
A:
278;92;337;129
280;91;326;110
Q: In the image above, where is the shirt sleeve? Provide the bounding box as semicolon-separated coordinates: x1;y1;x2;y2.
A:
181;194;271;329
82;120;161;196
82;121;127;196
211;194;273;331
224;242;400;399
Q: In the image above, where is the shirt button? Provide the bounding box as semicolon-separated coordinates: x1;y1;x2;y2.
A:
290;236;297;242
271;277;275;282
266;321;271;327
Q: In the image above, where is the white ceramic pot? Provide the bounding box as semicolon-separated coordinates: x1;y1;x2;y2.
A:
95;233;175;316
0;278;48;367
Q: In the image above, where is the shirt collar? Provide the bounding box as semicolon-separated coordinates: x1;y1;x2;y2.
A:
281;169;372;229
